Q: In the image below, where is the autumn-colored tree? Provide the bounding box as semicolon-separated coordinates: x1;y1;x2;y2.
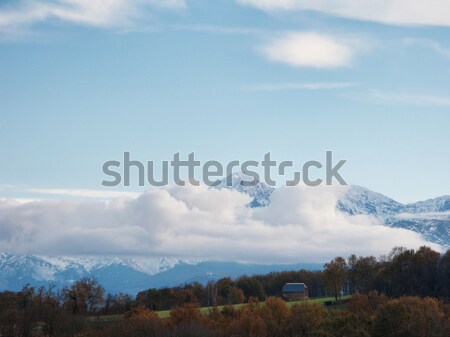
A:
366;290;388;313
288;301;325;337
123;305;158;320
221;304;239;318
228;285;245;304
325;311;370;337
246;296;261;312
372;296;445;337
229;307;267;337
169;303;203;325
348;291;388;320
348;294;369;315
259;297;290;337
324;257;348;302
81;307;163;337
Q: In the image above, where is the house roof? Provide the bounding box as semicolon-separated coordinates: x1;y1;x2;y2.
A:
282;283;307;293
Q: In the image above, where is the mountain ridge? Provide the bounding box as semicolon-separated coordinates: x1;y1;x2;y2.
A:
0;253;321;295
337;185;450;247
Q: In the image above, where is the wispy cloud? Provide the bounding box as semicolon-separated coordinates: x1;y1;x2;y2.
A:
260;32;355;68
173;24;266;35
243;82;356;92
0;0;186;34
0;185;140;200
349;90;450;107
26;188;140;199
237;0;450;27
403;38;450;60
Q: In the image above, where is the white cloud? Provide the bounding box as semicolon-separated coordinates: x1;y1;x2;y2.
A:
244;82;356;91
260;32;354;68
237;0;450;27
0;185;439;263
0;185;140;200
0;0;186;32
26;188;140;199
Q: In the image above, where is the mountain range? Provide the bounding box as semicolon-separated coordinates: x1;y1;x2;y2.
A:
217;173;449;248
337;185;450;247
0;175;448;294
0;254;320;295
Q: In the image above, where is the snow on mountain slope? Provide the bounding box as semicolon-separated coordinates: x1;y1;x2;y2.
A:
0;254;197;294
214;172;275;207
0;253;321;295
35;255;187;276
404;196;450;213
213;174;449;247
337;186;450;248
336;185;404;221
216;178;449;247
215;176;449;248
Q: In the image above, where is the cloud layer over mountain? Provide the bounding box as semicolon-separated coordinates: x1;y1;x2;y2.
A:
0;185;439;263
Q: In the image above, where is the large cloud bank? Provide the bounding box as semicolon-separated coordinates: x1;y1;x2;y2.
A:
0;185;439;263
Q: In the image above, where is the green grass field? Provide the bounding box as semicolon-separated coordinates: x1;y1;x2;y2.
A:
91;295;351;321
155;295;351;318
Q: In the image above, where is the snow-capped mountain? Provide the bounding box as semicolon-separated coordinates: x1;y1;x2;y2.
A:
0;254;195;294
0;253;320;295
214;172;275;207
216;178;449;248
337;186;450;248
213;173;449;247
336;185;404;221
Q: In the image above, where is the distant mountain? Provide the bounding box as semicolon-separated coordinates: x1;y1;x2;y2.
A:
0;254;187;294
217;175;449;248
214;172;275;207
215;176;449;248
0;254;320;295
336;186;450;248
336;185;404;220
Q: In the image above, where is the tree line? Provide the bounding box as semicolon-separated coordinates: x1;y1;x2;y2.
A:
136;246;450;310
0;246;449;337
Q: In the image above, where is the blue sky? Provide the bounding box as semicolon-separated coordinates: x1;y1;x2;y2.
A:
1;0;450;203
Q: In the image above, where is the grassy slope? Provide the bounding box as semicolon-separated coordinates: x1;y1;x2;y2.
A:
156;295;352;318
92;295;351;321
